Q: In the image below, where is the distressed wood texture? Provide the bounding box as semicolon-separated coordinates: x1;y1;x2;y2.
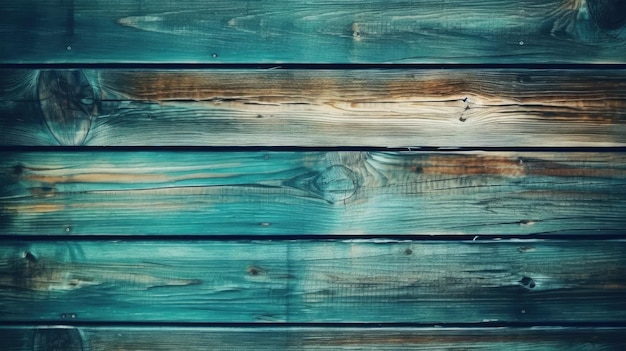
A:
2;151;626;235
1;0;625;63
2;68;626;146
0;240;625;322
2;326;626;351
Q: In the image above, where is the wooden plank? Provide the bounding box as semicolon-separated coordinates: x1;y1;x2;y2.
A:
0;240;625;322
2;68;626;146
2;326;626;350
1;0;625;63
0;150;626;235
1;151;625;235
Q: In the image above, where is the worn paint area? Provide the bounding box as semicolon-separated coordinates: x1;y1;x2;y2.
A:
0;249;201;292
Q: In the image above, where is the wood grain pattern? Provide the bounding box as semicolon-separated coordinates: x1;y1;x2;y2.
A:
2;326;626;350
2;2;625;348
0;240;625;323
1;151;625;235
1;69;626;146
1;0;625;63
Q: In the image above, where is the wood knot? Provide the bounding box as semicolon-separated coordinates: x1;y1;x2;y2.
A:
33;328;84;351
587;0;626;30
313;165;358;203
38;70;99;146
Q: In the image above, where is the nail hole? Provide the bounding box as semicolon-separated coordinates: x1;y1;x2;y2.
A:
247;266;265;276
519;276;536;289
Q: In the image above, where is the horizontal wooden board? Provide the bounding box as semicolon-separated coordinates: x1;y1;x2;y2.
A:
0;240;625;323
2;69;626;146
1;0;625;63
2;326;625;350
1;151;625;235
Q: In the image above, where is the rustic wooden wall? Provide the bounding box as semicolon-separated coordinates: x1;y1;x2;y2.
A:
1;0;626;350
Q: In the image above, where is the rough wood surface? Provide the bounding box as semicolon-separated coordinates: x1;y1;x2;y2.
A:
2;69;626;146
2;1;625;350
2;326;625;350
1;0;625;63
0;240;625;323
1;151;625;235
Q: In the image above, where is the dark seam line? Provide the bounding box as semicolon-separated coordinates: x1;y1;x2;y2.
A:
2;63;626;70
1;146;626;152
1;234;625;242
2;321;626;328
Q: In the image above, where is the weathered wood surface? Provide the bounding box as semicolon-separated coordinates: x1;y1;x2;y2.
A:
1;151;625;235
2;68;626;146
0;240;625;322
2;326;626;350
1;0;625;63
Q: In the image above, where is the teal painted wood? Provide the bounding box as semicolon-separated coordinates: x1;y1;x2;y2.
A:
0;240;625;323
2;68;626;146
0;0;625;63
1;2;624;350
2;326;626;350
1;151;625;235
